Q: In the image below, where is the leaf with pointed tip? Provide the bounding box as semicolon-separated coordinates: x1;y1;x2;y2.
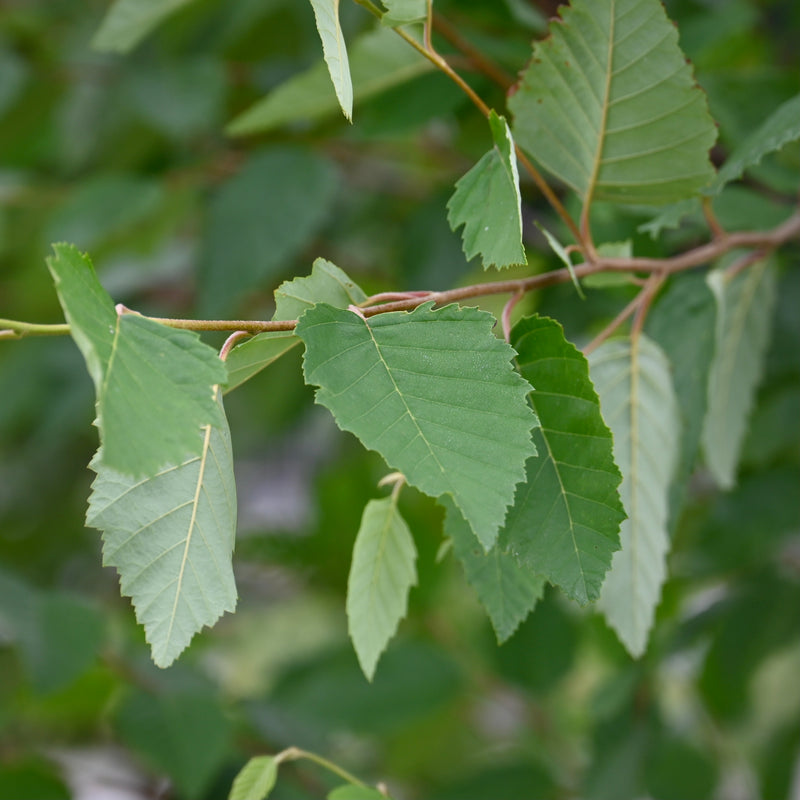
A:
297;302;537;547
702;260;777;489
447;111;526;270
92;0;197;53
589;335;680;657
227;27;432;136
308;0;352;121
509;0;717;206
87;391;237;668
229;756;278;800
347;496;417;680
47;243;226;477
442;497;545;643
500;316;624;604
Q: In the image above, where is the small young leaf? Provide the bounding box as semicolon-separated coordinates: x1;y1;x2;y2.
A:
702;260;777;489
509;0;717;206
381;0;427;27
589;336;680;657
347;496;417;680
297;302;537;548
87;391;237;668
308;0;353;121
536;223;584;297
328;785;388;800
229;756;278;800
442;497;545;643
224;332;298;394
47;243;226;477
501;316;625;604
274;258;367;321
92;0;197;53
447;111;527;269
227;27;432;136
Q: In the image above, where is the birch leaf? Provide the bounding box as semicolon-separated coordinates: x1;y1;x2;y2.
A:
308;0;353;120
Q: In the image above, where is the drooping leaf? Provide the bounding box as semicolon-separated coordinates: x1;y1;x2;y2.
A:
381;0;426;27
711;93;800;192
224;259;367;392
647;272;717;526
509;0;717;206
442;497;545;643
347;496;417;680
297;302;537;547
308;0;353;121
536;222;584;296
199;148;339;316
92;0;197;53
447;111;526;270
702;259;777;489
47;243;226;477
500;316;624;604
227;26;432;136
87;391;237;668
229;756;278;800
328;785;388;800
589;335;680;657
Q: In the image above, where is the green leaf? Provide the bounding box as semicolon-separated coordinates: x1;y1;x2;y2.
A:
199;148;339;316
509;0;717;206
381;0;427;27
92;0;197;53
536;222;584;297
308;0;353;121
46;243;226;477
442;497;545;643
297;302;537;547
87;391;237;668
115;689;232;799
229;756;278;800
227;26;432;136
702;260;777;489
447;111;526;270
638;198;702;239
328;785;387;800
501;316;625;604
712;93;800;192
347;496;417;680
223;332;299;394
589;335;680;656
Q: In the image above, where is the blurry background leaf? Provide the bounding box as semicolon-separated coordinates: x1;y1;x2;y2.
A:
92;0;200;53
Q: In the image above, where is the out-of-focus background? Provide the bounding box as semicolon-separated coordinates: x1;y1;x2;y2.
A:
1;1;799;798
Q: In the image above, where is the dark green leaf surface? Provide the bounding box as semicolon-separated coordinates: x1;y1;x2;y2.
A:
447;111;527;269
229;756;278;800
47;243;226;477
87;392;237;668
509;0;717;205
501;316;624;604
297;302;537;547
308;0;353;121
442;497;545;642
702;260;777;488
92;0;197;53
589;335;679;656
347;496;417;680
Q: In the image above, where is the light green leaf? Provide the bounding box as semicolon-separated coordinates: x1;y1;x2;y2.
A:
347;496;417;681
308;0;353;121
442;497;545;643
381;0;426;27
536;222;584;297
712;93;800;192
297;303;537;547
447;111;526;270
227;26;432;136
47;243;226;477
509;0;717;206
589;335;680;656
87;391;237;668
229;756;278;800
223;332;298;395
702;260;777;489
92;0;197;53
501;316;624;604
328;785;388;800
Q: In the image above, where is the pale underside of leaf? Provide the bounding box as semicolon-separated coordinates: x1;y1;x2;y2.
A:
87;392;237;668
589;335;679;657
347;497;417;680
296;302;537;548
509;0;717;206
501;316;624;604
702;260;777;489
308;0;353;121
